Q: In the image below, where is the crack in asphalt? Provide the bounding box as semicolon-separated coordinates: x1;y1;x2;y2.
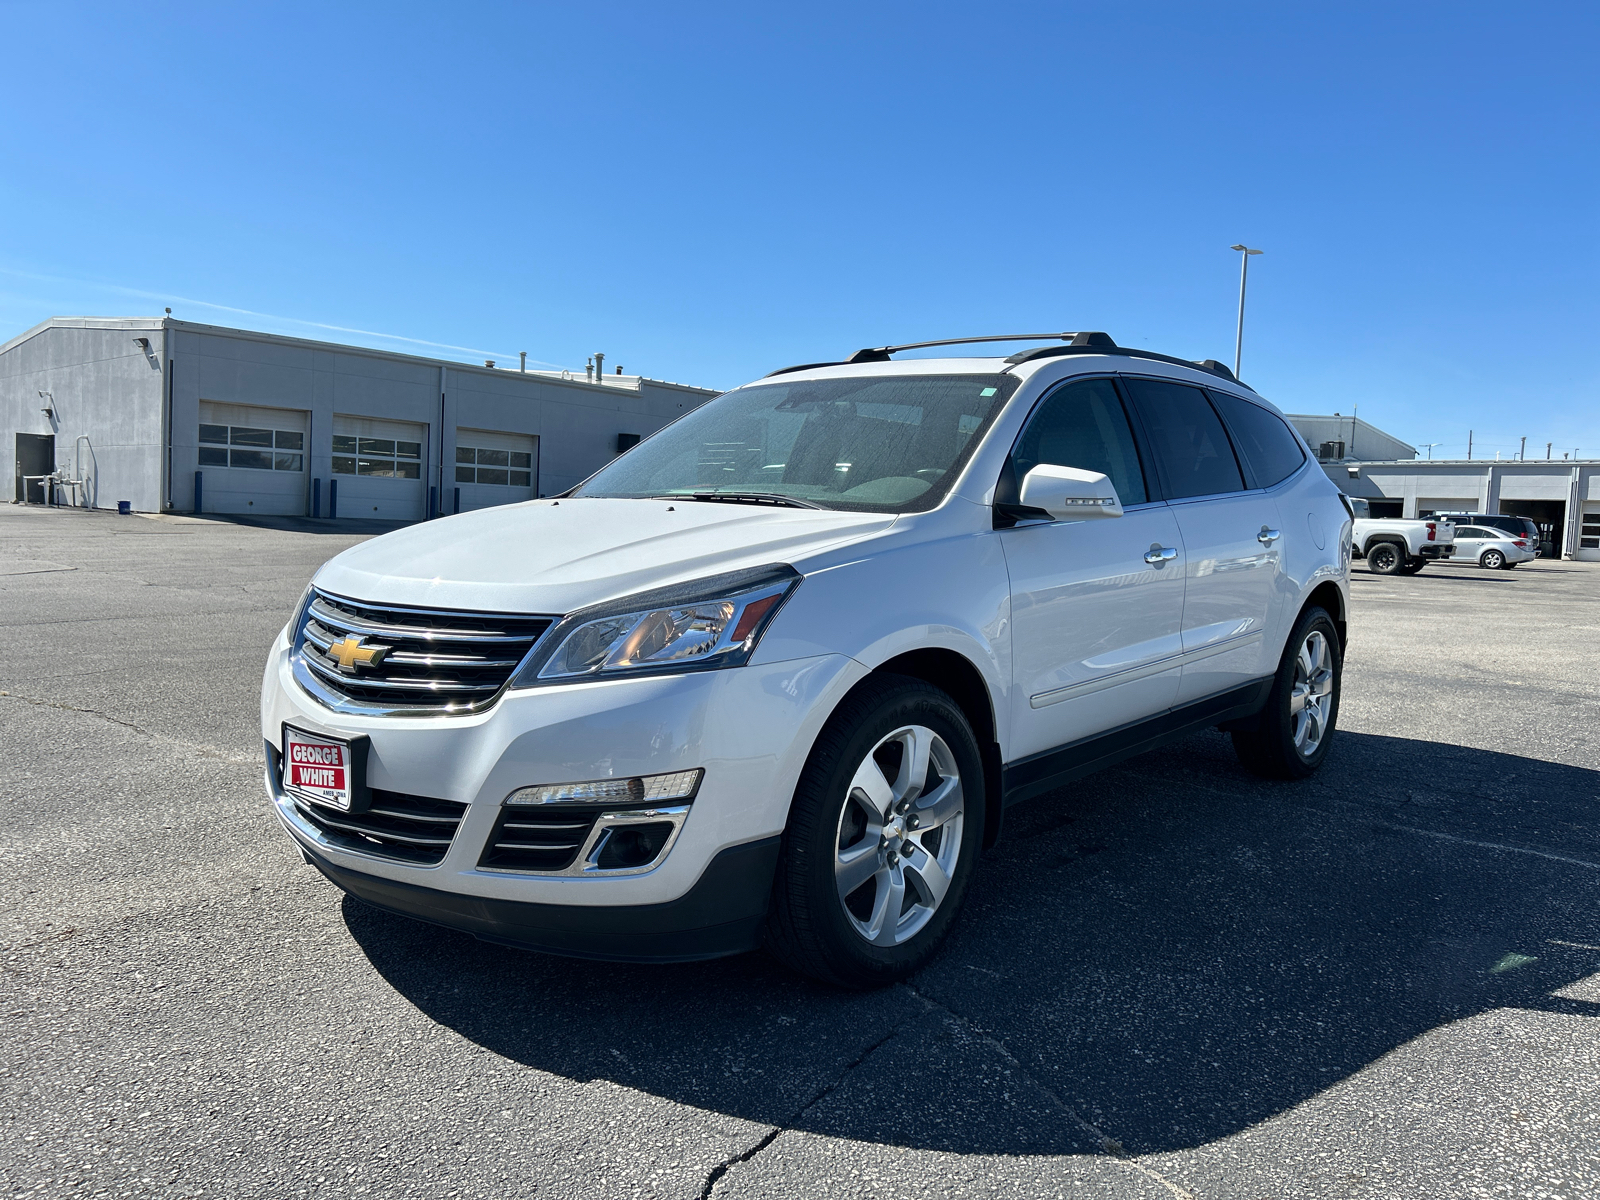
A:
1103;766;1600;875
701;980;1198;1200
0;690;259;766
699;1014;911;1199
902;984;1198;1200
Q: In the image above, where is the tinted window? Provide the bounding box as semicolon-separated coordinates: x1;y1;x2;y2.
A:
1010;378;1147;507
1456;527;1486;538
1209;391;1305;487
574;374;1018;513
1122;378;1244;499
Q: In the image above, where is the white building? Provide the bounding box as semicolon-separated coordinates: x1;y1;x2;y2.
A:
4;317;717;521
1286;412;1599;561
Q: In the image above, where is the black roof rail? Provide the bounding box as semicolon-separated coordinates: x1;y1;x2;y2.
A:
765;332;1114;378
763;361;843;378
761;331;1252;390
846;330;1113;364
1003;343;1253;389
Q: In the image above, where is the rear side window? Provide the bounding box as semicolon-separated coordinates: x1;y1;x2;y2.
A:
1208;391;1306;488
1121;378;1244;499
1010;378;1148;506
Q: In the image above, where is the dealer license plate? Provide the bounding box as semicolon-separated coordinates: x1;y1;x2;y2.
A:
282;725;359;811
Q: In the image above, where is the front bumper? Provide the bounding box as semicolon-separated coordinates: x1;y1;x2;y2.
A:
301;833;783;962
261;624;865;938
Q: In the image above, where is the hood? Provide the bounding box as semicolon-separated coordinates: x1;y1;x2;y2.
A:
313;497;897;614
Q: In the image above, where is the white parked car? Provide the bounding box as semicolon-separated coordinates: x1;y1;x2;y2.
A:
261;331;1352;987
1449;523;1537;569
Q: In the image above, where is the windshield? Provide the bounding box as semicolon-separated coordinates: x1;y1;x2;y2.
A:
573;374;1020;512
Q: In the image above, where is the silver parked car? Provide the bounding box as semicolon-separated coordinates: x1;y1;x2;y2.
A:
1449;524;1537;569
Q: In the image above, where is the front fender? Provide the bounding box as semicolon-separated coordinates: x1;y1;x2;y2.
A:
752;520;1011;750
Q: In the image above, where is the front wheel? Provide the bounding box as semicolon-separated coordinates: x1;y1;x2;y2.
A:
1481;549;1506;570
1232;607;1342;780
766;675;985;989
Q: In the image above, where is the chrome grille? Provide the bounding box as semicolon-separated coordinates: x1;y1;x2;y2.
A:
478;806;605;873
292;788;467;865
293;590;554;714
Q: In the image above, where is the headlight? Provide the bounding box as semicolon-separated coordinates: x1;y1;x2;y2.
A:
511;565;801;686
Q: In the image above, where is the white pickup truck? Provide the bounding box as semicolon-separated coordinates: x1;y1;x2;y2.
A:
1347;497;1456;574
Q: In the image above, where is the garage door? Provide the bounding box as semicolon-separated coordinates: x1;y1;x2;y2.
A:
454;428;538;512
1579;503;1600;562
198;402;308;516
331;415;428;522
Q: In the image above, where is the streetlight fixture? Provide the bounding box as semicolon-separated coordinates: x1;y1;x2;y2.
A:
1230;245;1263;379
1420;443;1442;460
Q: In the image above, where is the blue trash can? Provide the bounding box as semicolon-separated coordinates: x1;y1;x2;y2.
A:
117;500;132;515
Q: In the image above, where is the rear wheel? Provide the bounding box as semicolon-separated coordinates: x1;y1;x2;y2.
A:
1232;607;1341;780
1366;542;1404;574
766;675;985;989
1481;548;1506;570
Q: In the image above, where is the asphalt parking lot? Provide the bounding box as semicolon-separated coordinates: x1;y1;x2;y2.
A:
3;503;1598;1200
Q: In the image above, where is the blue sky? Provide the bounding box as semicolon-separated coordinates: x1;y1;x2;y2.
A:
2;3;1596;458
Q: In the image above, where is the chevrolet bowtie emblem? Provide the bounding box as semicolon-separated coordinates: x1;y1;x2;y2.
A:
326;635;390;673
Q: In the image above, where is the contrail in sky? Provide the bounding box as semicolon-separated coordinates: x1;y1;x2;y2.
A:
0;265;568;368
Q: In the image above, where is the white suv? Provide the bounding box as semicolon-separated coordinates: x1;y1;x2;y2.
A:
261;332;1351;988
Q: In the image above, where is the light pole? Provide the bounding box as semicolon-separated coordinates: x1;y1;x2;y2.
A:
1230;244;1263;379
1420;443;1442;460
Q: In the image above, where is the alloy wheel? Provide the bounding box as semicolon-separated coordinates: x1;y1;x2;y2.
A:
1289;630;1335;757
834;724;964;947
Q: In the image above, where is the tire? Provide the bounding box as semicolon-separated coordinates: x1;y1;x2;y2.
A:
1399;559;1426;574
1366;541;1404;574
1231;607;1341;780
1481;549;1506;570
766;675;986;989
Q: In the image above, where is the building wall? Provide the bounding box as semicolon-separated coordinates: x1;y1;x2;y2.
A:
0;319;167;511
1354;459;1600;559
1287;414;1416;462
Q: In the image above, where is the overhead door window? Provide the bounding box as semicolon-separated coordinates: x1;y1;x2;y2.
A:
456;430;537;488
332;416;425;479
198;403;305;472
1581;510;1600;550
1121;378;1245;499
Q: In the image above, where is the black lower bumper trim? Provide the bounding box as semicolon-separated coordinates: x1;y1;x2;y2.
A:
305;836;781;963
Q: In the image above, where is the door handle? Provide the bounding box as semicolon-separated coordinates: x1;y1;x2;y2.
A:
1257;527;1281;545
1144;545;1178;565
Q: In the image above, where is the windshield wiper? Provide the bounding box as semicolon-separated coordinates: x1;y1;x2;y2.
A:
676;491;826;510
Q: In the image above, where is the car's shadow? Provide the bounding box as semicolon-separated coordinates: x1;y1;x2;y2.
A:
343;729;1600;1156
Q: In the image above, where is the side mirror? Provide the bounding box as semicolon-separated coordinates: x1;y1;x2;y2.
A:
1017;465;1124;521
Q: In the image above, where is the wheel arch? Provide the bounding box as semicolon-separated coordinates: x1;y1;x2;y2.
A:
1361;533;1408;556
851;647;1005;850
1302;581;1347;654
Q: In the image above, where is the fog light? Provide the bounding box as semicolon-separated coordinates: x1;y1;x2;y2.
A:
595;822;676;870
506;768;702;806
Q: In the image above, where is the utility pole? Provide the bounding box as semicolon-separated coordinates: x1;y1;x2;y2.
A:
1520;436;1527;461
1467;430;1473;459
1547;442;1553;460
1230;244;1263;379
1421;443;1441;460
